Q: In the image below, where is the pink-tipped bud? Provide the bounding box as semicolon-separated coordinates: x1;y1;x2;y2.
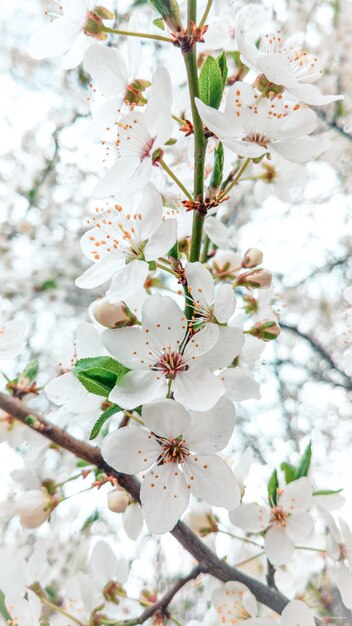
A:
236;269;272;290
249;319;281;342
92;299;137;329
15;489;55;529
107;489;130;513
242;248;263;269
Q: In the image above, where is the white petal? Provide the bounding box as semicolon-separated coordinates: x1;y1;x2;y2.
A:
186;397;236;453
123;503;144;540
213;284;236;323
287;83;344;106
196;326;244;370
173;368;225;411
103;327;149;369
106;260;149;303
45;372;96;413
286;511;314;542
142;294;186;350
92;157;144;198
203;216;229;248
281;599;315;626
184;454;241;509
142;399;190;439
101;427;159;473
264;526;294;565
280;477;312;513
90;540;118;586
185;262;214;307
76;322;104;358
28;17;81;59
84;45;128;98
109;370;167;409
183;323;219;362
138;182;164;237
145;66;172;124
195;98;236;140
62;30;89;70
222;367;261;401
278;107;317;139
271;136;327;163
140;464;189;534
144;218;177;261
337;564;352;610
229;502;270;533
75;255;123;289
89;97;124;139
212;581;258;621
0;320;27;359
257;53;295;88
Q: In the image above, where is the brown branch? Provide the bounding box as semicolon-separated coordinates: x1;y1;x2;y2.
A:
131;565;204;624
0;392;323;624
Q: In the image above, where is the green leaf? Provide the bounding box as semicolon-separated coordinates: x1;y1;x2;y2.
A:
153;17;165;29
0;590;10;622
294;441;312;479
19;359;39;385
72;356;129;398
82;509;100;528
217;52;228;87
280;462;296;484
209;142;224;190
267;469;279;506
89;404;122;440
313;489;343;496
199;56;223;109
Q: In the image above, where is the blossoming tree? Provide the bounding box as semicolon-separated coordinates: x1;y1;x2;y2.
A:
1;1;352;625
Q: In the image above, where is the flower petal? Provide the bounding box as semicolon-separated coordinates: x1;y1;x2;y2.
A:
271;136;327;163
101;426;159;473
28;17;81;59
109;370;167;409
84;45;128;98
186;397;236;453
214;285;237;323
173;368;225;411
184;454;241;509
140;464;189;534
144;218;177;262
103;327;149;369
185;262;214;307
264;526;294;565
75;254;123;289
196;326;244;370
106;260;149;303
123;503;144;540
203;216;229;249
229;502;270;533
142;294;186;350
92;157;146;198
281;599;315;626
221;367;261;401
285;511;314;542
142;399;190;439
279;476;312;513
337;563;352;610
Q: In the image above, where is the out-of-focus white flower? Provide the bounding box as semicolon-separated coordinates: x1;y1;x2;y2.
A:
28;0;113;70
321;510;352;609
235;4;344;106
196;82;326;163
14;489;55;529
93;67;173;197
0;319;27;360
103;293;228;411
102;398;240;534
6;590;42;626
220;335;265;402
230;477;314;565
212;581;259;623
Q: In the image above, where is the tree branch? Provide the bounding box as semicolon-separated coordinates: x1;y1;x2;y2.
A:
0;392;322;624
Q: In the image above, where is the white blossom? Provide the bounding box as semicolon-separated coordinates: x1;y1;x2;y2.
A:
102;398;240;533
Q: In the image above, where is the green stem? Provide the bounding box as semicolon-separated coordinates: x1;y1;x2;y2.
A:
219;158;252;200
200;235;210;263
183;0;207;264
218;529;264;549
235;551;265;568
103;26;172;43
155;262;179;277
38;596;85;626
124;410;144;425
198;0;213;28
159;159;193;201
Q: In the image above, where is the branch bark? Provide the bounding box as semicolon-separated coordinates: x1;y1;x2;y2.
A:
0;392;322;624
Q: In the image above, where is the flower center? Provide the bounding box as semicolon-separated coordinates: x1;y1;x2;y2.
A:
156;350;188;380
270;505;288;527
156;436;190;464
243;132;269;147
141;137;155;160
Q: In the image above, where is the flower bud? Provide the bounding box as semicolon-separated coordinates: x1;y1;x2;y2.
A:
83;11;107;40
249;319;281;342
93;5;114;19
92;298;137;329
15;489;56;529
149;0;183;32
107;489;130;513
242;248;263;269
235;269;272;290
